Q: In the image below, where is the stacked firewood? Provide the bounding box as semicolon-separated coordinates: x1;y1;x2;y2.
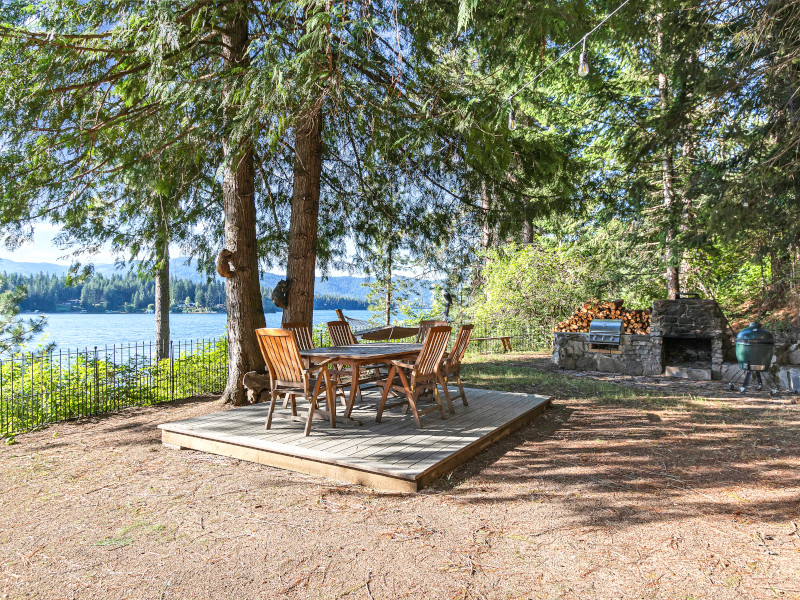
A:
555;299;651;335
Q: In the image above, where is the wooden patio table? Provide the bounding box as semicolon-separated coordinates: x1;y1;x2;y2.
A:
299;343;422;420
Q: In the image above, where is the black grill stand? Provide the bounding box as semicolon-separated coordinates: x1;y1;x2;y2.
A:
726;367;778;395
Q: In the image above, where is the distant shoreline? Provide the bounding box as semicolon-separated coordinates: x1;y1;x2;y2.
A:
25;309;375;350
24;310;229;315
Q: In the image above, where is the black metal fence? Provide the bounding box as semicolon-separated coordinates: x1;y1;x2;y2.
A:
465;318;551;354
312;318;549;354
1;318;547;437
1;338;227;437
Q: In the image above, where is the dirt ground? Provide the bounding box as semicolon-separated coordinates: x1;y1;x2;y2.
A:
1;354;799;600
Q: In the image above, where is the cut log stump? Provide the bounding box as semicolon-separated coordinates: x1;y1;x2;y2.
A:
242;371;271;404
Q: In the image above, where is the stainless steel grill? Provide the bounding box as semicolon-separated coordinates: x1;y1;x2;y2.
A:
588;319;623;346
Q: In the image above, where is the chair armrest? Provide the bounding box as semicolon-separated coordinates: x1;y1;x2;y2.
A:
305;357;338;372
390;360;416;370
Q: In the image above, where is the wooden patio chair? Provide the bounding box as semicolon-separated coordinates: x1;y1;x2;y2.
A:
325;320;382;405
327;319;357;346
255;328;336;436
440;324;474;412
280;321;346;408
416;319;449;343
377;325;452;428
282;321;314;351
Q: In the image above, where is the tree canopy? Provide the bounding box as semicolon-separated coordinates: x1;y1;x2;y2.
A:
1;0;798;377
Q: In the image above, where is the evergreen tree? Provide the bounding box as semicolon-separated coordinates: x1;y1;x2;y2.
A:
0;275;45;358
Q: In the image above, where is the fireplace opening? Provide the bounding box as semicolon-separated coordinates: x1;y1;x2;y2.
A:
663;337;712;367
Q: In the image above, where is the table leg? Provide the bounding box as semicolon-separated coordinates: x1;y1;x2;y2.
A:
325;371;336;428
344;362;360;419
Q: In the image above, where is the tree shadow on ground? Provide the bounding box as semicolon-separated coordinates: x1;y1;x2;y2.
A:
417;355;800;530
17;393;224;452
267;355;799;526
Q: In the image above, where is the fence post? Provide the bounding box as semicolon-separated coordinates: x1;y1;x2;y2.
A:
93;346;99;414
0;360;4;434
170;341;175;401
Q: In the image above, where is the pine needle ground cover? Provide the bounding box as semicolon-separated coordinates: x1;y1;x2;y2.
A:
1;354;798;599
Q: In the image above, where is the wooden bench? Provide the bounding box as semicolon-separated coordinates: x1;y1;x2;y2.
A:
471;336;513;352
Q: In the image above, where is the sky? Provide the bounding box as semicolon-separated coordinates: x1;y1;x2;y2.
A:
9;223;370;277
11;223;119;264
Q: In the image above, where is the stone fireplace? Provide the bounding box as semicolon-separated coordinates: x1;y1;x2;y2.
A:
663;337;712;366
650;299;726;379
552;298;729;380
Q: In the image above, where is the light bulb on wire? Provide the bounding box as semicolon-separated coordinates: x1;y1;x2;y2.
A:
578;36;589;77
508;100;516;131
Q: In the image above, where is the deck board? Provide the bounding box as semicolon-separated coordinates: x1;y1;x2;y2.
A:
159;386;550;491
362;394;531;465
390;399;535;469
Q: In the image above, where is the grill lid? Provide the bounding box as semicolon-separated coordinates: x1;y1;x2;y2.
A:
735;321;774;346
588;319;623;344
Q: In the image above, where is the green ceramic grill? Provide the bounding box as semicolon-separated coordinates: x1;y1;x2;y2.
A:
728;322;778;394
735;322;774;370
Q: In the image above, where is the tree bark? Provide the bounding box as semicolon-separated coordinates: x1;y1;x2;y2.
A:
283;107;323;325
154;227;170;360
657;11;680;300
220;5;266;405
664;157;680;300
385;242;393;326
770;250;789;296
522;218;534;244
480;180;492;253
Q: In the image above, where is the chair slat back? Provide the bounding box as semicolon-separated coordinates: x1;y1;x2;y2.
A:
416;319;448;343
282;322;314;351
327;320;357;346
255;328;304;383
447;324;474;369
414;325;451;377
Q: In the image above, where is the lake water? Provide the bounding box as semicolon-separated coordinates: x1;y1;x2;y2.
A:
26;310;374;350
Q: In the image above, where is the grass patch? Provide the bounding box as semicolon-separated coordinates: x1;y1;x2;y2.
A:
92;521;166;548
92;536;133;547
460;354;702;410
119;520;166;536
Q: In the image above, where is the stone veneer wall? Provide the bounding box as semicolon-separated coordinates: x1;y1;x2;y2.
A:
552;332;662;376
650;298;726;379
650;299;725;338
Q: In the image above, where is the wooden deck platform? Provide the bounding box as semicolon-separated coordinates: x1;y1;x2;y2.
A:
159;387;551;492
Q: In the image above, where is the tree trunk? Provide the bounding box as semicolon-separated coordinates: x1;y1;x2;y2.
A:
385;242;393;326
522;218;534;244
283;107;323;325
154;230;170;360
220;6;266;405
770;250;789;296
480;180;492;253
657;11;680;300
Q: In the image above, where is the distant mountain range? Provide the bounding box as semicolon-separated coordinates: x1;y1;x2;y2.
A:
0;258;432;303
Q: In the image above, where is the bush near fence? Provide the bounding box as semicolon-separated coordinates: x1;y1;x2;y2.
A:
465;319;546;355
1;338;227;437
1;319;543;437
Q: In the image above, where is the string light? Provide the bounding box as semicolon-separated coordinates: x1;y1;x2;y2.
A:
503;0;632;118
578;37;589;77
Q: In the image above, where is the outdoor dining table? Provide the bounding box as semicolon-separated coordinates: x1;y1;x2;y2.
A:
299;342;422;420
